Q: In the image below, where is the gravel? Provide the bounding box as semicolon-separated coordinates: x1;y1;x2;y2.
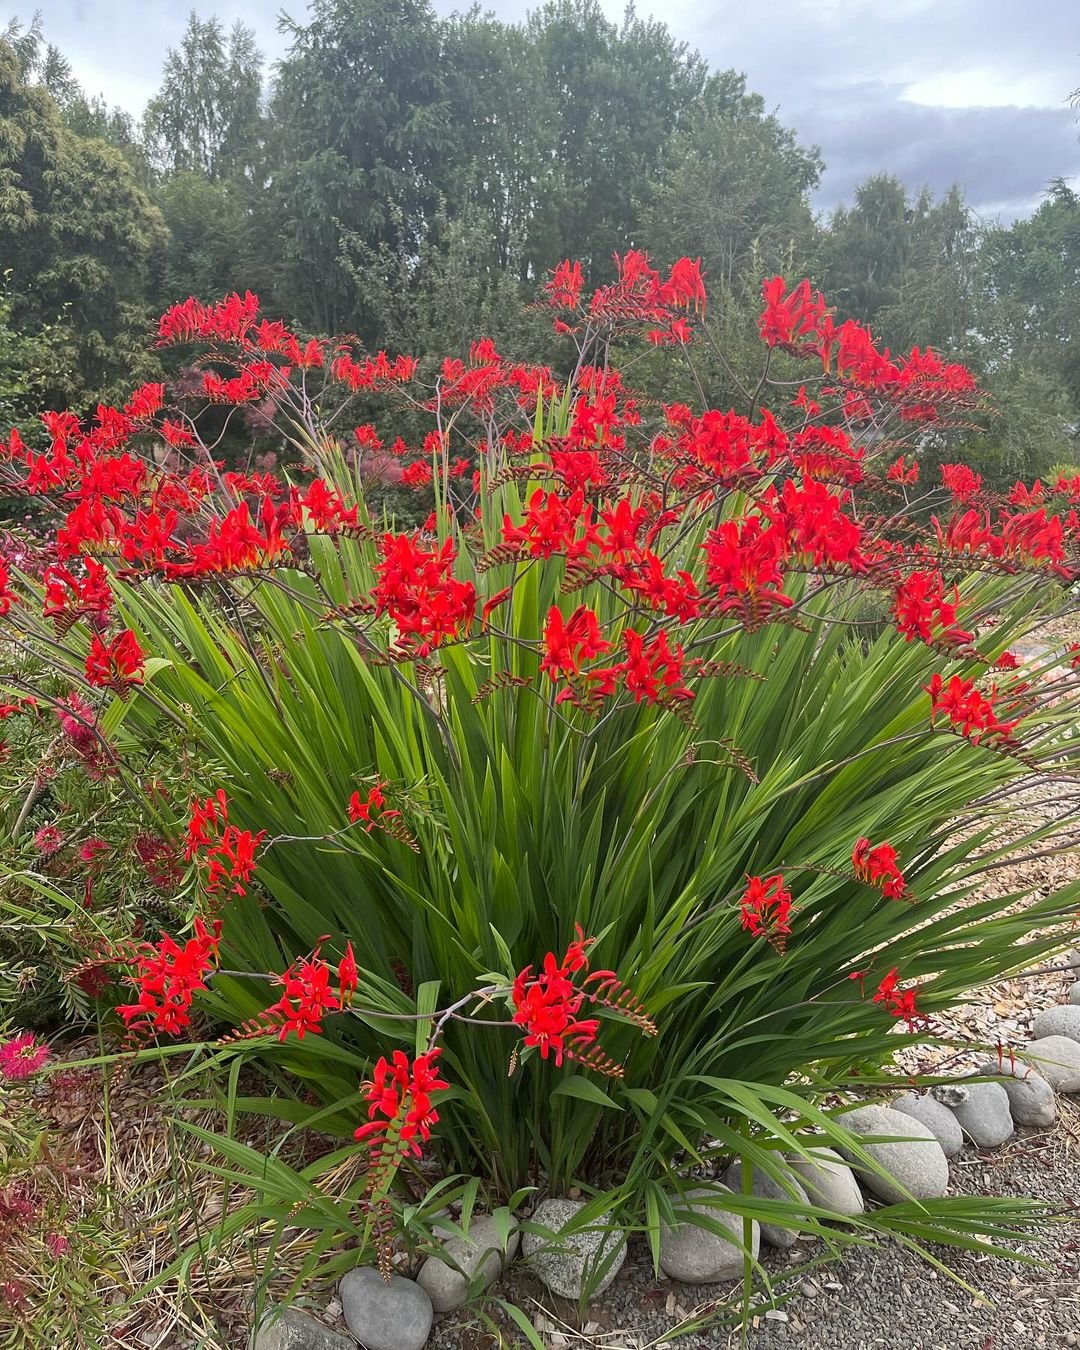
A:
428;1111;1080;1349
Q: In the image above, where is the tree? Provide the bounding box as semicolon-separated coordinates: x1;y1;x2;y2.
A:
817;176;979;354
979;180;1080;408
0;40;166;408
522;0;706;277
643;71;821;289
267;0;454;335
142;11;264;182
439;9;552;280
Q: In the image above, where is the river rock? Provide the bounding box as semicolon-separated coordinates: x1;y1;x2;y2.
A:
838;1104;949;1203
945;1080;1014;1147
522;1199;626;1299
788;1146;864;1217
975;1060;1056;1128
339;1268;432;1350
721;1160;809;1248
658;1184;759;1282
1025;1036;1080;1092
1068;982;1080;1006
254;1307;357;1350
892;1092;964;1158
1031;1005;1080;1044
416;1214;519;1312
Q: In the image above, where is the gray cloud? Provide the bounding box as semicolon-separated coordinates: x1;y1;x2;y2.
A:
21;0;1080;219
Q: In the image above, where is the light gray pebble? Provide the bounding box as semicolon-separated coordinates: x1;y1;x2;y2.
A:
721;1160;809;1249
522;1199;626;1299
892;1092;964;1157
944;1080;1014;1147
838;1104;949;1203
788;1146;864;1216
658;1183;759;1283
416;1214;518;1312
253;1307;357;1350
1031;1004;1080;1044
339;1268;432;1350
975;1059;1056;1128
1024;1036;1080;1092
1068;981;1080;1006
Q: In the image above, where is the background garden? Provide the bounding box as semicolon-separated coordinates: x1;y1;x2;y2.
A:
3;6;1080;1350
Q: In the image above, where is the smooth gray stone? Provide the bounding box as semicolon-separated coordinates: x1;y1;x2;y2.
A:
521;1199;626;1299
838;1105;949;1203
415;1214;519;1312
721;1160;808;1249
946;1080;1014;1147
658;1184;759;1283
339;1268;432;1350
975;1060;1056;1128
892;1092;964;1158
1031;1005;1080;1044
788;1146;864;1217
253;1307;357;1350
1025;1036;1080;1092
1068;982;1080;1006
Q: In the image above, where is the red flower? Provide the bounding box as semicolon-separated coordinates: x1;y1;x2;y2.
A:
338;942;358;1005
758;277;827;350
540;605;611;680
511;946;602;1070
501;489;600;561
925;673;1020;745
852;838;907;900
258;946;341;1040
0;1032;51;1080
43;558;114;632
617;628;693;705
893;570;972;649
702;517;791;628
348;783;380;822
116;918;222;1038
940;463;982;503
887;455;919;484
871;967;927;1031
32;823;65;857
85;629;145;695
185;791;265;896
0;552;16;616
547;259;584;310
372;533;476;652
356;1048;449;1159
739;874;793;950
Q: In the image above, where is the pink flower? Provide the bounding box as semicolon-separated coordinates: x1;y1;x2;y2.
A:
0;1031;51;1080
45;1232;70;1258
32;823;65;857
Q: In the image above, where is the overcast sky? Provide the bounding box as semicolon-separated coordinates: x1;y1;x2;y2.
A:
23;0;1080;221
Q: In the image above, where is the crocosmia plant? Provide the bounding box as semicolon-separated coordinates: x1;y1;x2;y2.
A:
3;255;1080;1275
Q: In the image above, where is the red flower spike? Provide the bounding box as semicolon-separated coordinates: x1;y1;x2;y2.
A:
740;874;794;950
85;629;145;696
338;942;359;1005
893;571;972;650
871;967;927;1032
925;673;1021;746
115;918;222;1039
184;791;265;897
852;838;908;900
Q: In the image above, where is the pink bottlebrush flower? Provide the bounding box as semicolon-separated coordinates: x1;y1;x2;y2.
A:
45;1232;70;1258
0;1032;51;1080
32;823;65;857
